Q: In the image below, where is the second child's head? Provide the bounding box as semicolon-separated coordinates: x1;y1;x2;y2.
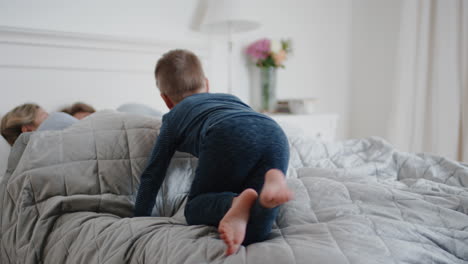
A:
61;102;96;120
155;49;208;108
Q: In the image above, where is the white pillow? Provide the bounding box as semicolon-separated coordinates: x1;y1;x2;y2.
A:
0;135;11;179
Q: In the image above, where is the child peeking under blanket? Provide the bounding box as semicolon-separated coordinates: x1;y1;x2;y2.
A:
134;49;293;256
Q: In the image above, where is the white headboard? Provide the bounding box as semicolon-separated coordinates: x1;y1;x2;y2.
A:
0;26;211;115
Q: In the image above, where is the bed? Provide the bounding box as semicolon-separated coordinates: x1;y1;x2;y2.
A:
1;111;467;264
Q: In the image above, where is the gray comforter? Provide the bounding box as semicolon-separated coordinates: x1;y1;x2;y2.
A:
1;111;467;264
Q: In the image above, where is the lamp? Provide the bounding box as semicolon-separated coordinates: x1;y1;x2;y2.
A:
200;0;260;94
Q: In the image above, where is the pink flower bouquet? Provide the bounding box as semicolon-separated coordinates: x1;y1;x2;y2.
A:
246;38;291;68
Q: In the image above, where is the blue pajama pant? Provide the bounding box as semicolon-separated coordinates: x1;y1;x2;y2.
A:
184;116;290;245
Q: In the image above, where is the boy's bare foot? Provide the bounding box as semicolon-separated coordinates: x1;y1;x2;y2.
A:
259;169;294;208
218;188;258;256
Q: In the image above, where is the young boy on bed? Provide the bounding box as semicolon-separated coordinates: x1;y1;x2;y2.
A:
134;49;293;256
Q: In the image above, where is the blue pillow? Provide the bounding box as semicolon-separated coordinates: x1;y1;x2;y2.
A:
37;112;78;131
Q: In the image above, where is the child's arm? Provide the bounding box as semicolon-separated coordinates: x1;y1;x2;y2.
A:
134;123;176;217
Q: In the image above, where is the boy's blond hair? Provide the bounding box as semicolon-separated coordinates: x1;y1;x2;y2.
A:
155;49;206;103
1;103;40;145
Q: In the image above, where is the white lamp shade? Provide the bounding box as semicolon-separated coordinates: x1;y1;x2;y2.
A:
201;0;260;34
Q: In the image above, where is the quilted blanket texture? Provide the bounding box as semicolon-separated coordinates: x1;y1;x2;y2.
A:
1;111;467;264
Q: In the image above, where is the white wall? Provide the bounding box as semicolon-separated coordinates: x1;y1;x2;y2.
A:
0;0;400;141
0;0;210;115
166;0;352;129
209;0;400;141
349;0;402;141
0;27;211;115
229;0;353;140
0;0;203;41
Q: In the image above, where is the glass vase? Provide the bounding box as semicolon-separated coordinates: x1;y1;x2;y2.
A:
260;67;277;112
